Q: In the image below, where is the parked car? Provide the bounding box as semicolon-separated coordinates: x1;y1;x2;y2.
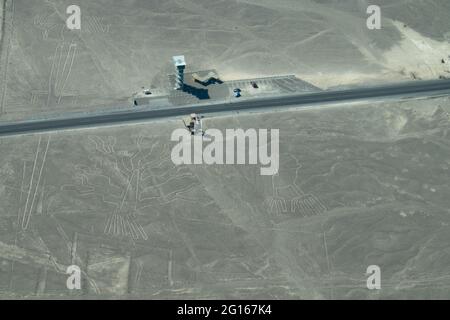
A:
233;88;241;98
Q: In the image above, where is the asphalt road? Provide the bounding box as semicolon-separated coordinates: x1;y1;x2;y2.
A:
1;79;450;136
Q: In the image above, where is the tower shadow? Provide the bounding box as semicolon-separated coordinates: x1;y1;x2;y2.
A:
194;77;223;86
182;84;210;100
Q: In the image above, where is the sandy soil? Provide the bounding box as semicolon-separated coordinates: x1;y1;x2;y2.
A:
1;0;450;299
1;96;450;299
0;0;449;120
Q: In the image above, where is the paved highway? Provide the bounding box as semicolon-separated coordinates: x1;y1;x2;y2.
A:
1;79;450;136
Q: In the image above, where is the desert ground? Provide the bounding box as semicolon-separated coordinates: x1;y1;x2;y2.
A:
1;0;450;300
0;96;450;299
0;0;450;120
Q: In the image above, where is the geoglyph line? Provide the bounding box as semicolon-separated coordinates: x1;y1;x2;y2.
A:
21;135;51;230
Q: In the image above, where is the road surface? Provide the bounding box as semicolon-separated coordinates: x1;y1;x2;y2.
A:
1;79;450;136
